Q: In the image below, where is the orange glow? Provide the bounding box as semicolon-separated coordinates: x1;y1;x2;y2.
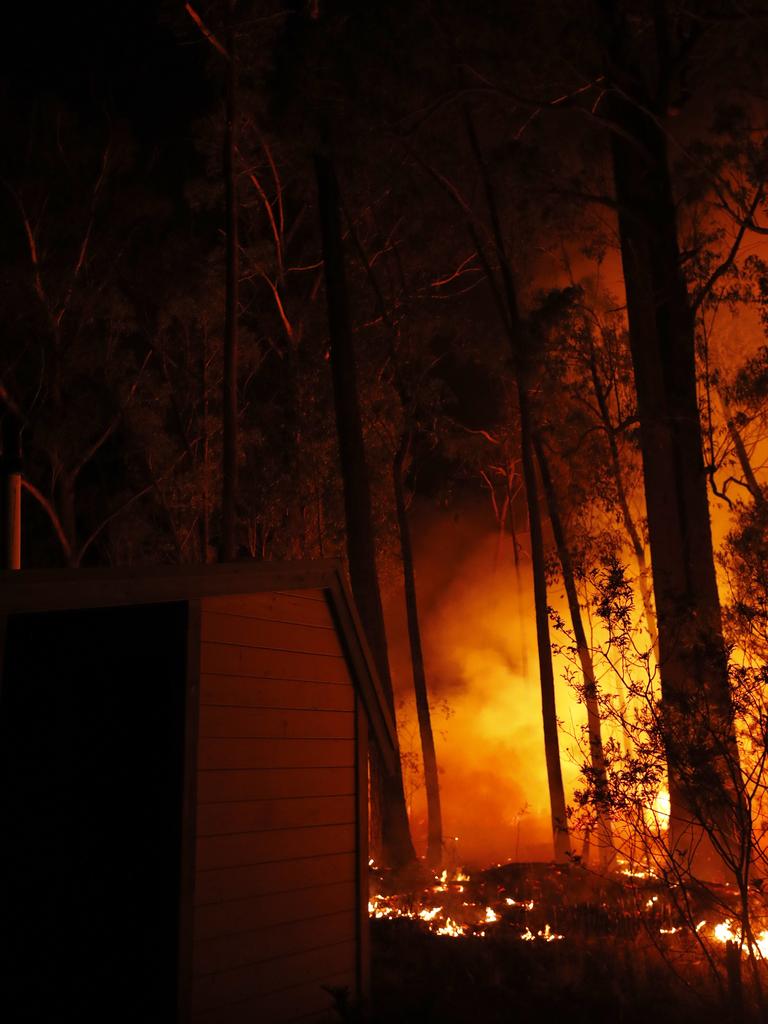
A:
381;289;768;875
387;509;654;865
368;872;547;942
711;920;768;958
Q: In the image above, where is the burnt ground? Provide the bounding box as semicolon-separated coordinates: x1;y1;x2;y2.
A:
359;862;766;1024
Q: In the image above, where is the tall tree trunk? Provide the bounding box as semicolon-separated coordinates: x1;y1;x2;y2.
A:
508;494;529;674
601;5;740;882
534;432;613;867
459;102;570;861
393;432;443;866
517;386;570;861
340;189;445;867
201;333;212;563
314;150;416;870
220;0;239;562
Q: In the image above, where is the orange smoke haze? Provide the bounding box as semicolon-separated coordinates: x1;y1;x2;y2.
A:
385;499;588;867
382;252;768;870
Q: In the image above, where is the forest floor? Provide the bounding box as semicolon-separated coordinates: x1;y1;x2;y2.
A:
361;862;766;1024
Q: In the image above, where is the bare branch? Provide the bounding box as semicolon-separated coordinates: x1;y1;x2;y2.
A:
430;252;481;288
0;380;24;421
693;181;767;314
260;133;284;257
257;270;294;343
75;479;155;565
69;350;152;480
4;184;50;314
459;424;501;445
56;141;112;325
21;478;72;561
184;2;230;59
243;164;283;271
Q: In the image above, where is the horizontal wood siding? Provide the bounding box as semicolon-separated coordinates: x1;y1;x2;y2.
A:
197;795;355;836
194;881;355;941
198;737;354;771
196;824;356;871
200;676;354;712
193;909;356;975
191;941;356;1013
193;591;360;1024
196;767;353;803
199;707;354;740
201;644;350;684
202;612;344;657
191;971;355;1024
194;852;356;906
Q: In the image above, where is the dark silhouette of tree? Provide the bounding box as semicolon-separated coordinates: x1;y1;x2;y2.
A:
315;151;417;868
221;0;240;561
184;0;240;560
452;106;572;860
534;430;613;866
597;1;743;880
339;191;446;866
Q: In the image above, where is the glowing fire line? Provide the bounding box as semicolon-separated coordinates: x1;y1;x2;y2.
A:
368;868;558;942
370;864;768;961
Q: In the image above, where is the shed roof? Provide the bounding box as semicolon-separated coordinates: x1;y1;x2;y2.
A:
0;560;397;769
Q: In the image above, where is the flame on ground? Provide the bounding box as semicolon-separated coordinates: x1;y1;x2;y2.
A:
653;916;768;957
371;862;768;969
711;919;768;958
434;917;468;938
368;867;563;943
506;897;535;910
520;923;562;942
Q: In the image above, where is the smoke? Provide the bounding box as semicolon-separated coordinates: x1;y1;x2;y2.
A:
385;499;586;867
378;234;768;868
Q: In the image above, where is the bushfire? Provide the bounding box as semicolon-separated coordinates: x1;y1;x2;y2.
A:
369;863;768;960
368;867;552;941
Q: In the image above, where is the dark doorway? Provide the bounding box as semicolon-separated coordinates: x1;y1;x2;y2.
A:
0;601;188;1022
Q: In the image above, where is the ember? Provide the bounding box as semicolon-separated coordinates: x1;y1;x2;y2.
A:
369;864;564;943
711;920;768;959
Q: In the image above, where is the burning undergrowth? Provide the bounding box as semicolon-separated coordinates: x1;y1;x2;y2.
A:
369;863;564;942
367;861;768;1024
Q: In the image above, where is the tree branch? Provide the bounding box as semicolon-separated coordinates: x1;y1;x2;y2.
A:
693;181;767;314
184;2;230;59
21;478;72;561
69;350;152;481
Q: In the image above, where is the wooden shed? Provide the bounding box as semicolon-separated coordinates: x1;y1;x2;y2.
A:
0;561;395;1024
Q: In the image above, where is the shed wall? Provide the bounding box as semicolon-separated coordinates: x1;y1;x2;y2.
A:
192;589;361;1023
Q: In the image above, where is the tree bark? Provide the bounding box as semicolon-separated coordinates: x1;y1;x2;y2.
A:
460;102;570;861
314;150;417;869
201;330;212;562
340;189;445;866
220;0;239;562
534;432;613;868
508;494;529;674
393;432;444;866
517;387;570;862
601;4;741;881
